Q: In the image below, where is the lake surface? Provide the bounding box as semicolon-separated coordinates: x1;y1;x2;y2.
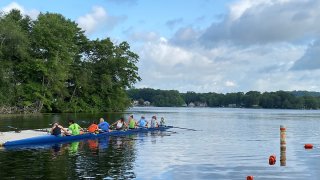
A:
1;107;320;179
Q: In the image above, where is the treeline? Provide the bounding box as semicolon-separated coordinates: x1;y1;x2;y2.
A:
0;10;140;113
127;88;184;107
127;88;320;109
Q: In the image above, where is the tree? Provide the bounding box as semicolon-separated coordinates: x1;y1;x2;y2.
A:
243;91;261;107
0;10;141;113
0;10;30;107
28;13;84;111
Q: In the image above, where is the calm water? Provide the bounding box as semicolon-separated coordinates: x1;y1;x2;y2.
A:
1;107;320;179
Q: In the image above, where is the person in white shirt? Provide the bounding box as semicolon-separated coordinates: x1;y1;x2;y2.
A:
111;117;128;130
150;116;159;128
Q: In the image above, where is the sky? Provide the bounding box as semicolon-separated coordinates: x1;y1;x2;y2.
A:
1;0;320;93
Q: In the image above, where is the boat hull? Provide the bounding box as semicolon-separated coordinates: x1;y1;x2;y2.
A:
2;126;170;147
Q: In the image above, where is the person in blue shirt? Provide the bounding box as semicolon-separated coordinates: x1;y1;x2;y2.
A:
98;118;110;132
137;115;148;128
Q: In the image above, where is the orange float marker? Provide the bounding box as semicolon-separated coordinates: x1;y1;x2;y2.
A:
269;155;276;165
304;144;313;149
247;175;254;180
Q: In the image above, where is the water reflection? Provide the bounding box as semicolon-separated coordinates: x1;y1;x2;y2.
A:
0;135;138;179
87;139;99;151
69;142;80;154
98;136;110;150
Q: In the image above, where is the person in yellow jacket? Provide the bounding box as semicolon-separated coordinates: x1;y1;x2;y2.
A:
128;115;137;129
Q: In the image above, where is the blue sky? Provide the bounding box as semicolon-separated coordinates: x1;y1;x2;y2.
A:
1;0;320;93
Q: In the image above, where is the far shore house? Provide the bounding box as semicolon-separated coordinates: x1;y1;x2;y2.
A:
133;100;139;106
197;102;207;107
188;102;195;107
228;104;237;108
143;101;151;106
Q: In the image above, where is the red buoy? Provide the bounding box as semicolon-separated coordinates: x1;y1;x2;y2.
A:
304;144;313;149
247;175;254;180
269;155;276;165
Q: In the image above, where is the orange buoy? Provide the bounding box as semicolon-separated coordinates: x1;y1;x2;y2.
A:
247;175;254;180
269;155;276;165
304;144;313;149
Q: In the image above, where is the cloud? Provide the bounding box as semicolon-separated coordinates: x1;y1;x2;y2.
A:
225;81;236;87
128;31;160;42
77;6;126;35
1;2;39;19
166;18;183;29
291;40;320;70
133;0;320;92
128;0;320;93
170;26;201;47
135;35;307;92
200;0;320;46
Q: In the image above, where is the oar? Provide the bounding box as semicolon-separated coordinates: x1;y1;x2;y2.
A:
136;125;148;129
166;126;200;131
137;125;178;133
33;128;50;132
7;126;21;133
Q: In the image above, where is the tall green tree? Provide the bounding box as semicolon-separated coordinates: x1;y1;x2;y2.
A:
0;10;30;106
0;10;141;113
27;13;85;111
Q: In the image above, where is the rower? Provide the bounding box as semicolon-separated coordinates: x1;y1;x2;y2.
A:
137;115;148;128
50;122;68;136
87;121;99;133
98;118;110;132
160;117;166;126
111;117;128;130
68;120;83;135
128;115;137;129
150;116;159;128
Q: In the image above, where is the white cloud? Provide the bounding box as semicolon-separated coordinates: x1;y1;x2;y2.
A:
128;31;160;42
291;40;320;70
229;0;291;21
1;2;39;19
135;35;307;92
77;6;107;34
225;81;236;87
201;0;320;46
77;6;126;35
128;0;320;93
170;26;201;47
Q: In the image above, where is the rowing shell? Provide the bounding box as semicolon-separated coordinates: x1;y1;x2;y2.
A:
0;126;171;147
